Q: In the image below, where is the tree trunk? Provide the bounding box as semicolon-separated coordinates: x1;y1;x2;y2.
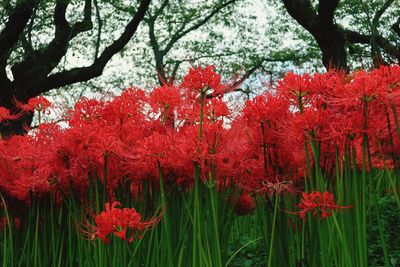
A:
313;27;348;70
282;0;348;70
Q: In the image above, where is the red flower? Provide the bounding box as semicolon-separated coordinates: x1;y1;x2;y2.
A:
298;191;350;219
68;97;106;126
149;85;181;126
15;96;51;113
242;93;290;124
204;98;230;121
85;202;161;243
181;65;238;99
0;107;20;124
149;85;182;113
277;72;312;109
234;193;256;215
181;65;221;95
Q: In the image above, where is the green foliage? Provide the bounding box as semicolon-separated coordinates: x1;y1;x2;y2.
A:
226;235;265;267
368;195;400;267
273;0;399;69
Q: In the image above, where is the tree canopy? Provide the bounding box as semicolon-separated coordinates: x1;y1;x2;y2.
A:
279;0;399;69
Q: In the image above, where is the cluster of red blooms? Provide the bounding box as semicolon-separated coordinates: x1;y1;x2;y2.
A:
15;96;52;113
0;64;398;223
82;202;160;243
0;97;51;125
0;107;20;124
297;191;350;219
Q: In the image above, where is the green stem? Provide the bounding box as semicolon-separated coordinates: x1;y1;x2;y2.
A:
193;163;203;267
267;195;279;267
209;185;222;267
157;161;174;266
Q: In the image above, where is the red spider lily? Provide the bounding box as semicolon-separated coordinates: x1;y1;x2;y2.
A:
101;88;148;123
277;72;313;110
2;132;63;200
242;93;290;125
310;69;347;107
68;97;106;127
376;64;400;86
82;201;161;243
259;179;294;196
122;131;175;183
229;93;298;182
234;193;256;215
181;65;222;96
341;70;387;104
0;107;21;124
149;85;182;126
149;85;182;113
204;98;230;121
298;191;351;219
181;65;238;99
15;96;51;113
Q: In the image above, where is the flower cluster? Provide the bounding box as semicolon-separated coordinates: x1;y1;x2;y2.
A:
298;191;350;219
0;64;398;221
181;65;222;96
0;107;20;124
84;202;160;243
15;96;52;113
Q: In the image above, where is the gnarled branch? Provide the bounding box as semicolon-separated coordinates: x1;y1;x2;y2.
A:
23;0;151;96
11;0;93;82
345;30;400;61
162;0;238;55
0;0;38;62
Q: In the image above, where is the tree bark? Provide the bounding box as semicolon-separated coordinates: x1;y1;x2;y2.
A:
282;0;347;70
281;0;399;69
313;26;347;69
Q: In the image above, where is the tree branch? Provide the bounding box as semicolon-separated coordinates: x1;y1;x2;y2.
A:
148;0;169;21
0;0;38;63
70;0;93;37
392;17;400;37
94;0;103;59
11;0;93;82
166;51;243;64
162;0;238;55
372;0;395;26
169;61;181;83
23;0;151;96
345;30;399;61
147;19;161;56
345;30;371;44
282;0;350;69
147;18;165;82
